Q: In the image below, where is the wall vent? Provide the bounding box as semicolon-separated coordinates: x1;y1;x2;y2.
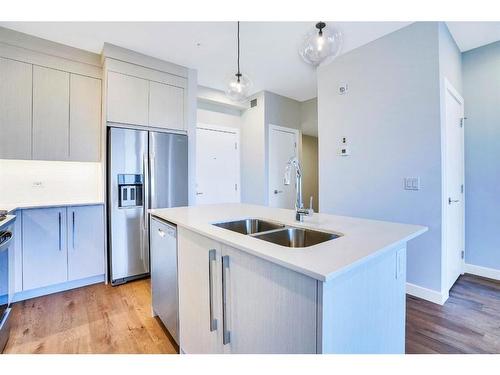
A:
250;98;257;108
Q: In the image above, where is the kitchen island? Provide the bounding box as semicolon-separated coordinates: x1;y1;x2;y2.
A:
150;203;427;354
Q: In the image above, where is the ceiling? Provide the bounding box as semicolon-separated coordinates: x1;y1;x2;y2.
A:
0;22;498;102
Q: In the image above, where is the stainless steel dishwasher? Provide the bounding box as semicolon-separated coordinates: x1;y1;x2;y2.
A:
150;216;179;344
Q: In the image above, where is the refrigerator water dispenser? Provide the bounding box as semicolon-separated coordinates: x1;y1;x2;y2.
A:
118;174;144;208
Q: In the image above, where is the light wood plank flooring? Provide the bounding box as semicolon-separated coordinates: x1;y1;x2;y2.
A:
4;279;177;354
4;274;499;354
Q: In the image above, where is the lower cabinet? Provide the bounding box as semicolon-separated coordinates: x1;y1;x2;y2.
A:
22;207;68;290
22;205;104;292
67;205;105;281
177;227;318;354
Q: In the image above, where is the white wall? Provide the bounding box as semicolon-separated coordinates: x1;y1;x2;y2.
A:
462;41;500;273
0;160;103;205
317;22;445;293
197;107;242;129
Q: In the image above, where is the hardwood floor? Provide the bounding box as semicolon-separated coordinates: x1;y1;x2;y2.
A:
4;273;499;354
4;279;178;354
406;274;500;354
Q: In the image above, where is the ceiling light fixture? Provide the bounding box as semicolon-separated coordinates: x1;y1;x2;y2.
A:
226;21;252;102
299;22;342;66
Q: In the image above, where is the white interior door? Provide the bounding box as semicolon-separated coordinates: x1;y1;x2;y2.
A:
444;80;465;291
268;124;298;208
196;125;240;205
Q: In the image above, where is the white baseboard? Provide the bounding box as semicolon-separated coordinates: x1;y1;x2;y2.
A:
464;263;500;281
406;282;449;305
13;275;105;303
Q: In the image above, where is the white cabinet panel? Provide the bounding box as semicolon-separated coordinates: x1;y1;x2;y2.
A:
69;74;102;161
221;244;317;354
22;207;68;290
67;205;104;281
149;81;184;130
0;58;32;159
107;71;149;126
32;66;70;161
177;227;223;354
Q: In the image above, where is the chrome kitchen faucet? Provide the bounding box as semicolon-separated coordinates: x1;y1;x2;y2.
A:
284;156;313;222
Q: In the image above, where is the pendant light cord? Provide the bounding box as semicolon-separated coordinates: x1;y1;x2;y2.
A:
237;21;241;81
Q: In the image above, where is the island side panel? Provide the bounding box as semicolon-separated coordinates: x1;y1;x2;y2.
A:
318;245;407;354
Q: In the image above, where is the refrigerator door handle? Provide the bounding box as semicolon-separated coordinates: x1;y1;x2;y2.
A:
143;153;149;231
150;153;156;209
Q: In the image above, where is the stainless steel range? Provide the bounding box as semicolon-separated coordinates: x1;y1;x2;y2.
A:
0;218;15;353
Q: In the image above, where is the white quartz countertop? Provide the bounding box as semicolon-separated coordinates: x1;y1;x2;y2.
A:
0;214;16;229
150;203;428;282
1;200;105;214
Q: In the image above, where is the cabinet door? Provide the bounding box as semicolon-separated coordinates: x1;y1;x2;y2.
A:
22;207;68;290
0;58;32;159
107;71;149;126
177;227;223;353
69;74;102;161
149;81;185;130
221;244;318;354
67;205;105;281
33;66;70;161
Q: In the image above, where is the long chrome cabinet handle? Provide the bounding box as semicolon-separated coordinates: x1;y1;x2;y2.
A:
58;212;62;251
208;249;218;332
221;255;230;345
72;211;75;249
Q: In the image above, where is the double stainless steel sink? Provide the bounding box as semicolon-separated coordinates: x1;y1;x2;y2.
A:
213;218;341;248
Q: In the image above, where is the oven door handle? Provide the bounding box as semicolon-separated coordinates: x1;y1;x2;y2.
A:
0;231;13;252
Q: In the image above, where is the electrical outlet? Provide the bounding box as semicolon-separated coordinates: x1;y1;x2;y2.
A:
404;177;420;191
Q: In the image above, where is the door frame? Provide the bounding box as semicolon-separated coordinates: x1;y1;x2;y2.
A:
196;123;241;203
441;78;465;294
267;124;300;207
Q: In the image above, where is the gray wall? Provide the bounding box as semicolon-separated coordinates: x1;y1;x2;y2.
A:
241;92;267;205
317;22;445;292
300;98;318;137
301;135;319;211
463;41;500;271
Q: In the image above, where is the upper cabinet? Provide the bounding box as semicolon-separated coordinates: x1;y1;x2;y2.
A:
0;57;102;162
70;74;102;161
0;58;33;160
149;81;184;130
33;66;70;161
106;63;187;132
107;71;149;126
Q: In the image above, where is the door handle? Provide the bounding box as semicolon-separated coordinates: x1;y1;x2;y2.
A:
221;255;230;345
274;190;283;194
196;192;203;195
143;154;149;231
448;197;460;204
58;212;62;251
208;249;218;332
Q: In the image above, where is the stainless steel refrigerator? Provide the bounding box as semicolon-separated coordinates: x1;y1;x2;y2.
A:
107;126;188;285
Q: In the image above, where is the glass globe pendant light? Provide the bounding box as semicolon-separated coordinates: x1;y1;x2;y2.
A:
226;21;252;102
299;21;342;66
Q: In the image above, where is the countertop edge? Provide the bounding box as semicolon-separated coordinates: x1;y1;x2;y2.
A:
2;201;105;213
150;211;428;282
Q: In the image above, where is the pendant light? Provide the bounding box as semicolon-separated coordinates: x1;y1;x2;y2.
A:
299;22;342;66
226;21;252;102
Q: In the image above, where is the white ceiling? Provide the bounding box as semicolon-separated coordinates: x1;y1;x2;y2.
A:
1;22;498;102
